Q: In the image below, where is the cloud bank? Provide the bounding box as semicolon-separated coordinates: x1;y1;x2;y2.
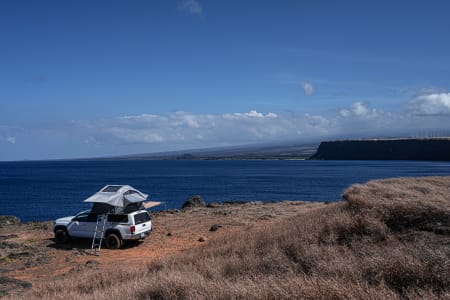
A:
75;110;306;147
71;98;449;150
2;91;450;160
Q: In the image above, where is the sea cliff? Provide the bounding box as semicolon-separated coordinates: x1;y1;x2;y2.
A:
310;138;450;161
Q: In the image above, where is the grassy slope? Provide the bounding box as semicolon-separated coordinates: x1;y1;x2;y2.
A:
18;177;450;300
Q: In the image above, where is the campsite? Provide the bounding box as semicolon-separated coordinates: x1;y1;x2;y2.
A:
53;185;155;252
1;176;449;299
1;198;323;297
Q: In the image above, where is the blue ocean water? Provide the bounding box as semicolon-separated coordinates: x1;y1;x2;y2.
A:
0;160;449;222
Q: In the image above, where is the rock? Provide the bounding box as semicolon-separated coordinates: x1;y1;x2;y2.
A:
182;195;206;209
223;201;246;205
0;276;32;296
71;249;86;256
24;260;38;268
0;235;18;241
0;241;22;250
198;236;207;242
85;260;100;268
0;216;21;226
258;214;275;221
30;222;49;230
167;232;172;237
36;255;50;264
209;224;222;232
7;252;30;258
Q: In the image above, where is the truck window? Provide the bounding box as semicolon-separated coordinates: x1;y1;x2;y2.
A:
108;214;128;223
134;212;150;225
75;213;89;222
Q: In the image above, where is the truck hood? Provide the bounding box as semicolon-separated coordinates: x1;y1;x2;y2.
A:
54;216;75;226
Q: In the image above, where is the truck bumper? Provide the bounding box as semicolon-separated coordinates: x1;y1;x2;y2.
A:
125;229;152;240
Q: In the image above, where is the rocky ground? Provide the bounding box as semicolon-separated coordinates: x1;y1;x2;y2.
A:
0;201;325;297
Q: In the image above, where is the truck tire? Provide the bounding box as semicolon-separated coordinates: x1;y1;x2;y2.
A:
105;233;122;249
54;228;70;244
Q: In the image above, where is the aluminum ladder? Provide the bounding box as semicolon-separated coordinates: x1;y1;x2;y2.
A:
90;214;107;255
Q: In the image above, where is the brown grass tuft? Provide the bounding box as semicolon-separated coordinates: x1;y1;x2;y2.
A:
344;176;450;234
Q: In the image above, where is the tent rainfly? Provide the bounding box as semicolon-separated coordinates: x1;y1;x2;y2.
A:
84;185;148;208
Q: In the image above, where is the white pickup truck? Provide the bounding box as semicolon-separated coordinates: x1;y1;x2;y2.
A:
53;209;152;249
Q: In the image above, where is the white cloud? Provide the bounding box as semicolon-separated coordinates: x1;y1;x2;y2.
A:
119;114;160;122
106;127;166;143
172;111;201;128
0;126;20;145
84;136;100;145
301;82;315;96
336;102;404;134
304;114;332;130
223;110;278;120
409;92;450;116
339;102;380;119
178;0;203;16
413;87;447;96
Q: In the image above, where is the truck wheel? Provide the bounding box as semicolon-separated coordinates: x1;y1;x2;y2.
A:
105;233;122;249
54;228;70;243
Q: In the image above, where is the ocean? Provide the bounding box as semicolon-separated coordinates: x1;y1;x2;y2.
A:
0;160;449;222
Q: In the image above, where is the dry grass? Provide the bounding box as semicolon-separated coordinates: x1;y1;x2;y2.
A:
10;176;450;300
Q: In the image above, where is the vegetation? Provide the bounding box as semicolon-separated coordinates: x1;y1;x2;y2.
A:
14;176;450;299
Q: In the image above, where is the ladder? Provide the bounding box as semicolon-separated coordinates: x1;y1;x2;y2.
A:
90;214;107;255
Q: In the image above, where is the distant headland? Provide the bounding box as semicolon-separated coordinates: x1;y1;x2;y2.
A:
61;137;450;162
310;138;450;161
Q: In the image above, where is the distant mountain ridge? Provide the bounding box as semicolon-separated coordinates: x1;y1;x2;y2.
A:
89;143;319;160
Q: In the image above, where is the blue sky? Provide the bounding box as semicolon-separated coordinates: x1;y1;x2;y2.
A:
1;0;450;160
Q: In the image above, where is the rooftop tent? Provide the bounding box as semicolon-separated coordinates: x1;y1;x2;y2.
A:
84;185;149;208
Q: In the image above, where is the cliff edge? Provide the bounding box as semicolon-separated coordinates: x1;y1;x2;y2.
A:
310;138;450;161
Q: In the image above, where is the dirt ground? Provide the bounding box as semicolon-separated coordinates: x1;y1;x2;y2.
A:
0;201;325;296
